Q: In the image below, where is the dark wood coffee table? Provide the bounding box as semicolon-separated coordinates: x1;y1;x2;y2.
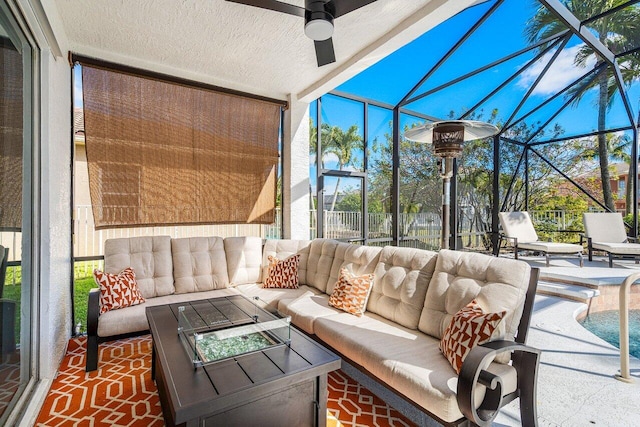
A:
146;294;341;427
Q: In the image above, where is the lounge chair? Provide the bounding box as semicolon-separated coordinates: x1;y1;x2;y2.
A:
583;212;640;268
499;211;584;267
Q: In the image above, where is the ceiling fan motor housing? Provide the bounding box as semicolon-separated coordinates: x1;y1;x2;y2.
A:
304;0;335;41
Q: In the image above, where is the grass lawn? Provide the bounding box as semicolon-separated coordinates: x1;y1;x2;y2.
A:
74;276;96;333
2;283;21;340
2;275;96;337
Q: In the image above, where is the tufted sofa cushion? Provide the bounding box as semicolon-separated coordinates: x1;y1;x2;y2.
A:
305;239;340;292
418;249;530;341
171;237;229;294
224;237;263;285
313;312;518;423
104;236;174;298
325;243;382;295
367;246;438;329
262;239;311;284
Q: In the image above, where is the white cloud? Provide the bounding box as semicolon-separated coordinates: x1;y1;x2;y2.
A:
518;44;597;96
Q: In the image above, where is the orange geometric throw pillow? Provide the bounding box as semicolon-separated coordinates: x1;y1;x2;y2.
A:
440;299;505;374
328;268;374;317
263;254;300;289
93;267;146;314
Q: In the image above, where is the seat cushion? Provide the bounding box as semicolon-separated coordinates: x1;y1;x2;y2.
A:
235;283;320;313
518;241;583;254
419;250;530;342
313;312;517;423
172;237;230;293
97;288;241;337
224;237;263;285
104;236;174;298
367;246;438;329
592;242;640;255
278;293;339;334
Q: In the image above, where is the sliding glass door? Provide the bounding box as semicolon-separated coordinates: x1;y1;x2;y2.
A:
0;1;35;423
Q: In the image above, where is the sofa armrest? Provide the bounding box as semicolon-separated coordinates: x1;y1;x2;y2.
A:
457;340;540;427
86;288;100;372
87;288;100;336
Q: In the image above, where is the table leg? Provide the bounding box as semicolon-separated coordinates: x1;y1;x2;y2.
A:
151;342;156;381
316;374;328;427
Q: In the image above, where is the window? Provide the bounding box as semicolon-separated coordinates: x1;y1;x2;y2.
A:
0;2;36;423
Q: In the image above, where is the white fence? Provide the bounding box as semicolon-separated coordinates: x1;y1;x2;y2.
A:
1;208;599;280
72;205;282;278
312;210;486;248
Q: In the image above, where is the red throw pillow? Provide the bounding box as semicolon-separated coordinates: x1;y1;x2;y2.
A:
93;267;146;314
263;254;300;289
328;267;374;317
440;299;505;374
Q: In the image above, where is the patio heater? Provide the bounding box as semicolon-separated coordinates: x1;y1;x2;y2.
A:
405;120;498;250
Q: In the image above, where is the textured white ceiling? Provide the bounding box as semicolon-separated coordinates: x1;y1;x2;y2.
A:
52;0;477;101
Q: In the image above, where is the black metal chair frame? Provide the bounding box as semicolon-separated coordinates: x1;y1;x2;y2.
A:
498;233;584;268
86;269;541;427
455;267;540;426
581;234;640;268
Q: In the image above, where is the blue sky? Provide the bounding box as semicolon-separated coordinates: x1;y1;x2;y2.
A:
72;1;639;200
311;0;640;196
335;0;639;135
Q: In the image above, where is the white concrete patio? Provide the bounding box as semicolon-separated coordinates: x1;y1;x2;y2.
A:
496;256;640;426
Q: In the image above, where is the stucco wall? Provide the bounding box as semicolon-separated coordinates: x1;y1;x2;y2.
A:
39;49;72;379
283;97;311;240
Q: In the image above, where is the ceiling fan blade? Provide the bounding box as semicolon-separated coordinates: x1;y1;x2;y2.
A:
329;0;378;18
314;38;336;66
225;0;305;17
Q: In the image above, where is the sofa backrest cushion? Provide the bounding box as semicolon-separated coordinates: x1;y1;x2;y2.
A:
172;237;229;294
224;237;263;285
367;246;438;329
418;249;530;341
262;239;311;284
305;239;340;292
326;243;382;295
104;236;174;298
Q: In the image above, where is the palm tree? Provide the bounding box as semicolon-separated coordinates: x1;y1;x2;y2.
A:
583;132;632;212
526;1;640;211
309;118;319;211
322;124;363;211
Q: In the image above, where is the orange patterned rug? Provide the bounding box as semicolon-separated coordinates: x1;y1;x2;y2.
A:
36;335;416;427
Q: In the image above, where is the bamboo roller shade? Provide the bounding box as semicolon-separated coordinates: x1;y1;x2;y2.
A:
81;64;281;229
0;40;23;231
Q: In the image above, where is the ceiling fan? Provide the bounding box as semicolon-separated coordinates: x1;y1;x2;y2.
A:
225;0;379;67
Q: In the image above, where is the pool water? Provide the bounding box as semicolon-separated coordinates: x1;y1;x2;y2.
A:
580;310;640;359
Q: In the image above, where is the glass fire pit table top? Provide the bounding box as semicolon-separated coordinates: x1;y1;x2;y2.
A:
177;295;291;367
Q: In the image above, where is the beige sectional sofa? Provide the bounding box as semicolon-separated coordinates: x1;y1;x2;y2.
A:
86;235;540;427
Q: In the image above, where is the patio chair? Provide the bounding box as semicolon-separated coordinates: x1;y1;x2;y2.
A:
498;211;584;267
582;212;640;268
0;245;8;298
0;245;16;361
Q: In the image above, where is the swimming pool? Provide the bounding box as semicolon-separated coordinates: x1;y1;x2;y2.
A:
580;310;640;359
